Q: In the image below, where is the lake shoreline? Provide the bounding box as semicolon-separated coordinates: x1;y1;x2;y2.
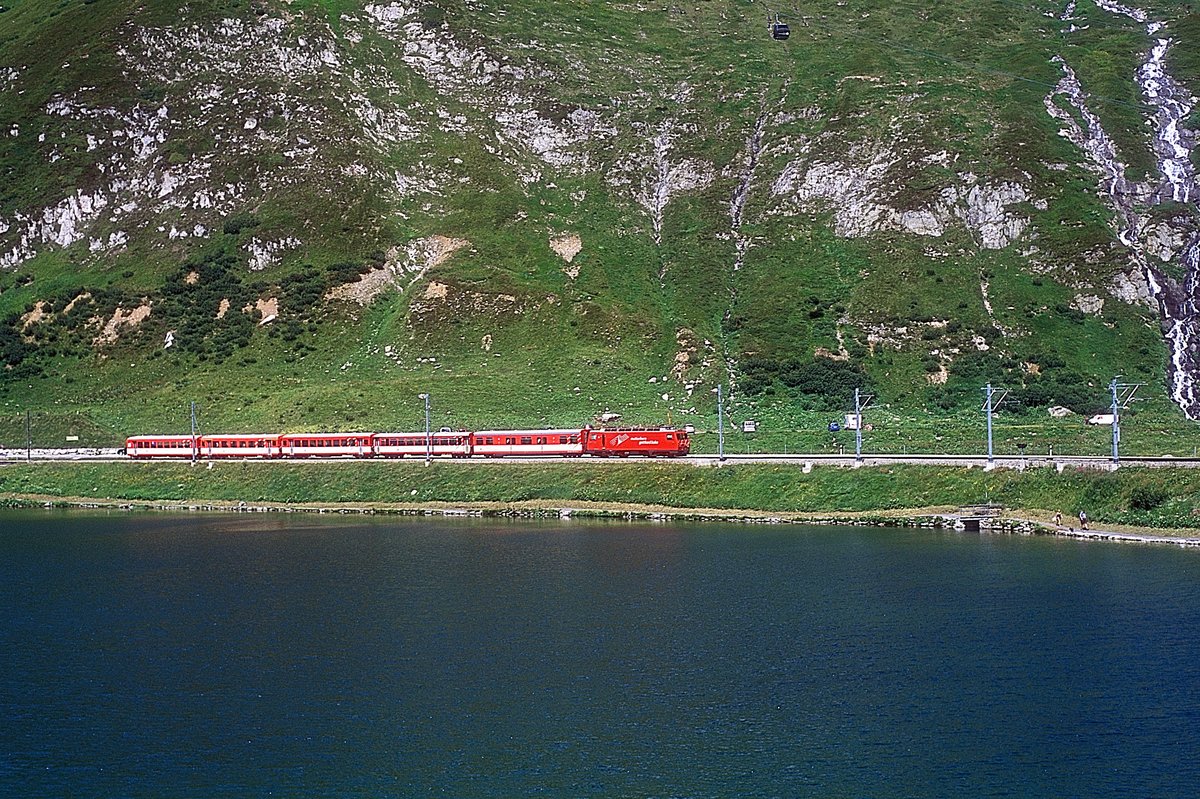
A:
6;492;1199;548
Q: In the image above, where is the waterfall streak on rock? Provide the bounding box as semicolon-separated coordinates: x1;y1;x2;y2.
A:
1048;2;1200;418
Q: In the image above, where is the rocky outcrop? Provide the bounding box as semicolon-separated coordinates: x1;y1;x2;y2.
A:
770;137;1031;248
615;122;715;246
326;236;470;305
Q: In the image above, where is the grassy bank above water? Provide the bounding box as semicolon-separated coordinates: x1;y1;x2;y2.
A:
2;462;1198;531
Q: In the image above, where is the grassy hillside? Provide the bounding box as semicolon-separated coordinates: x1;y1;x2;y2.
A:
3;460;1200;531
0;0;1198;454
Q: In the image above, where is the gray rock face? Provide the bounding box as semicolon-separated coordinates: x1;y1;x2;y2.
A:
949;178;1030;250
1109;269;1156;308
770;141;1031;247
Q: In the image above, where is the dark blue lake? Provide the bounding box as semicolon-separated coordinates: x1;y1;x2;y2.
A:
1;510;1198;797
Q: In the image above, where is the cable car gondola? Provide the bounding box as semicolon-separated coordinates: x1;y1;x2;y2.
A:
770;13;790;40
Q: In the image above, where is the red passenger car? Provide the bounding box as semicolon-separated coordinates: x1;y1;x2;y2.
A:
583;427;690;457
278;433;374;458
374;432;470;458
199;434;279;459
125;435;198;459
471;429;585;457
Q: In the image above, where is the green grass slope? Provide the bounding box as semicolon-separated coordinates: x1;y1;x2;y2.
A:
0;0;1197;455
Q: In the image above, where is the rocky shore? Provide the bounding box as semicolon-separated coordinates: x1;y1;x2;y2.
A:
5;494;1199;548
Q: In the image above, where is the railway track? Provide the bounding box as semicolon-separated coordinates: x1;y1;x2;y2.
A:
3;449;1200;468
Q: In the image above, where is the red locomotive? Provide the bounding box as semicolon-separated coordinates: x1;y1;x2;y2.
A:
125;426;689;459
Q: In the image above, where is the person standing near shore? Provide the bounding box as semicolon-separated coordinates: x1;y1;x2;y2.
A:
1054;511;1062;526
1079;510;1088;530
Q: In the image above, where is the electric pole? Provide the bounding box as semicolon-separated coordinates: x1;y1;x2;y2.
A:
852;388;876;464
190;401;199;464
717;384;725;461
419;393;431;466
981;383;1009;467
1108;378;1143;465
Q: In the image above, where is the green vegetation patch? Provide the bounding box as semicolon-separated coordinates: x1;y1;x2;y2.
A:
1;461;1198;531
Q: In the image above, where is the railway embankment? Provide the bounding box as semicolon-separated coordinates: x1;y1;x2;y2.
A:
1;461;1198;539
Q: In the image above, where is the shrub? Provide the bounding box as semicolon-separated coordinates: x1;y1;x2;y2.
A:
741;355;869;408
222;212;260;236
1128;485;1170;512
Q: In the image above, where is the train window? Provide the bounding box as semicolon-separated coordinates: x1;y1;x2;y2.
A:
666;433;673;439
520;437;532;445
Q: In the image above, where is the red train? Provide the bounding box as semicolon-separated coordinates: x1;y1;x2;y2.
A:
125;426;690;459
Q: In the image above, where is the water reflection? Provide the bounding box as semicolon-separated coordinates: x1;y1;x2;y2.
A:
1;510;1198;797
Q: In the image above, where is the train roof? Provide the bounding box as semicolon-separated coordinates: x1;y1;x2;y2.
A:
472;428;584;435
126;434;197;440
